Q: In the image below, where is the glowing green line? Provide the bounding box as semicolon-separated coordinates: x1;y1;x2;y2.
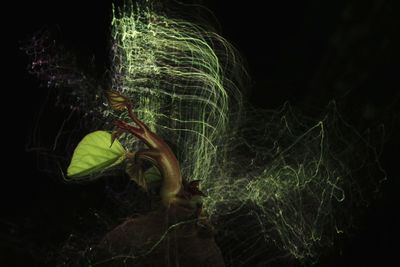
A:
80;2;378;263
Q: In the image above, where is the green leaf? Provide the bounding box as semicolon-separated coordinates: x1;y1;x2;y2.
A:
67;131;126;178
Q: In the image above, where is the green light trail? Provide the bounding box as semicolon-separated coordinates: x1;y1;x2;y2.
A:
107;3;243;208
23;1;384;264
79;2;380;263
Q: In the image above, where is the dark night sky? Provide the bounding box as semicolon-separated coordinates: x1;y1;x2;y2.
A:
2;0;399;266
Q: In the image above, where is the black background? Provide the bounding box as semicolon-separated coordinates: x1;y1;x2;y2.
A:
3;0;399;266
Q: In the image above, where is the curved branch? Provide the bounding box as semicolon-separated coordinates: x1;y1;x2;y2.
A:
108;90;183;207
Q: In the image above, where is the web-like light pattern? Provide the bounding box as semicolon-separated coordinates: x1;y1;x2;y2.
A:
102;4;364;262
24;2;382;264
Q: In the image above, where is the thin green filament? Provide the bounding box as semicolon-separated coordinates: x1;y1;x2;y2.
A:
88;3;371;263
107;4;242;198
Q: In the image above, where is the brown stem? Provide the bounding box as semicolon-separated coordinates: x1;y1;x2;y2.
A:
109;90;183;208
